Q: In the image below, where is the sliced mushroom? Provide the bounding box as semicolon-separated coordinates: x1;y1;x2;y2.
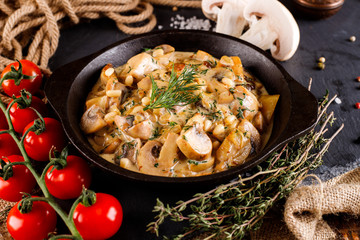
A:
85;96;108;111
80;104;107;134
253;111;266;133
123;52;162;81
154;44;175;54
176;123;212;160
187;156;215;173
114;115;134;131
239;0;300;61
215;129;251;171
158;132;179;170
102;139;121;154
114;139;141;165
202;0;249;37
238;118;261;154
137;140;169;176
127;120;153;140
230;85;259;121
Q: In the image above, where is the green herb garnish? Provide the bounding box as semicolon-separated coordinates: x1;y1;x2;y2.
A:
143;65;202;111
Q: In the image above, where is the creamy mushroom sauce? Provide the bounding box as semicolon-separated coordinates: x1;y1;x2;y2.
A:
80;45;279;177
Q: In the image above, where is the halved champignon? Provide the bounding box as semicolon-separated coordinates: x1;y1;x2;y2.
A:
240;0;300;61
202;0;249;37
80;104;107;134
176;123;212;160
137;137;178;176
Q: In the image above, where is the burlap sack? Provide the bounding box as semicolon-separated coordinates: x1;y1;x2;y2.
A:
0;199;15;240
252;167;360;240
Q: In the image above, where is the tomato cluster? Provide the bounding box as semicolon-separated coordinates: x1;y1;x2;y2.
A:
0;60;123;239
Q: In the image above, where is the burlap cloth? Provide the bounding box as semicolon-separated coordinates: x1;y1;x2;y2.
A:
251;167;360;240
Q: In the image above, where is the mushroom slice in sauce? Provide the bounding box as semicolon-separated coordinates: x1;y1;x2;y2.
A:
230;85;259;121
237;118;261;154
176;123;212;161
80;104;107;134
127;120;154;140
188;156;215;173
114;139;141;165
137;140;168;176
122;52;162;81
158;132;179;170
215;128;251;171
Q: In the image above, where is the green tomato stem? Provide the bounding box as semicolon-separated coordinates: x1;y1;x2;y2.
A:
0;99;83;239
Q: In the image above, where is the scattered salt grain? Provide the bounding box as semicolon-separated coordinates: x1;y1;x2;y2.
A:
335;97;342;104
170;14;212;31
158;25;163;30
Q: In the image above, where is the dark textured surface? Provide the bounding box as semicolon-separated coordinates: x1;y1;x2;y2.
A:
48;1;360;239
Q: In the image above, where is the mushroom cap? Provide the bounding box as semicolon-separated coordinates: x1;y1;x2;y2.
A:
241;0;300;61
202;0;223;21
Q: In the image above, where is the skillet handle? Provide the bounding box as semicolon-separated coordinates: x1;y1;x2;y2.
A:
279;77;318;144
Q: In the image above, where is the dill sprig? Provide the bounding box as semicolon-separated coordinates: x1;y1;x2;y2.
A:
143;65;202;111
147;93;344;240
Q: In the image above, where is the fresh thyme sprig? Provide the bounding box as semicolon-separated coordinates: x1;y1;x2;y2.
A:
143;65;202;111
147;93;344;240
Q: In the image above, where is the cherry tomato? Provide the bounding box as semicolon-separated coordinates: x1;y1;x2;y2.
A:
73;193;123;240
45;155;91;199
1;60;42;97
0;155;36;202
0;110;8;129
0;129;20;157
23;118;66;161
7;197;57;240
10;95;47;133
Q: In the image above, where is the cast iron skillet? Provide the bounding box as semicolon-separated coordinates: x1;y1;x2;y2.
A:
45;30;318;185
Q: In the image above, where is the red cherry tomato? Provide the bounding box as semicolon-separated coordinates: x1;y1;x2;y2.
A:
1;60;42;97
45;155;91;199
0;155;36;202
0;110;8;129
23;118;66;161
73;193;123;240
7;197;57;240
0;129;20;157
9;95;47;133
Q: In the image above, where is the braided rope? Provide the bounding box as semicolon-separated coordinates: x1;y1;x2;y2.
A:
0;0;201;73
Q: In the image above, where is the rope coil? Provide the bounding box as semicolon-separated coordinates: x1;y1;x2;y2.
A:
0;0;201;74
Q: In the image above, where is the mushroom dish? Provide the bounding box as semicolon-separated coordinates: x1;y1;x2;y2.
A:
80;44;279;177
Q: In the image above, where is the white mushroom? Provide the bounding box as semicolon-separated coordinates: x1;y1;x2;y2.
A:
114;139;141;165
202;0;249;37
126;120;153;140
202;0;300;61
239;0;300;61
136;135;178;176
176;123;212;161
122;52;162;81
80;104;107;134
